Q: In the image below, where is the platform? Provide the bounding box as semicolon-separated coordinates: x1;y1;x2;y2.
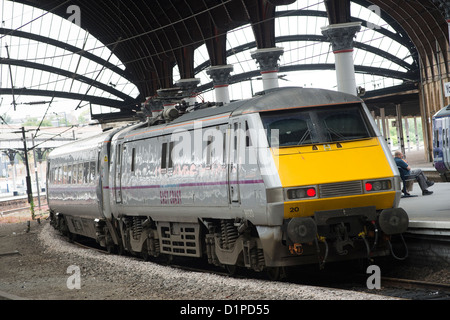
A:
399;182;450;235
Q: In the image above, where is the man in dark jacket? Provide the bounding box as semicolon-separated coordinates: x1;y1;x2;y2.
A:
394;151;434;196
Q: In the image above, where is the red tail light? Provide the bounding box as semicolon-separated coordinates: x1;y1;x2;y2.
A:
306;188;316;197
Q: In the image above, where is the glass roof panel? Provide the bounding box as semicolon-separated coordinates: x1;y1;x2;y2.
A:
226;24;255;50
276;0;327;12
189;0;415;101
0;0;137;121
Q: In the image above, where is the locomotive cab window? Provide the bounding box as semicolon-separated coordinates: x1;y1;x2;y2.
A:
261;103;374;147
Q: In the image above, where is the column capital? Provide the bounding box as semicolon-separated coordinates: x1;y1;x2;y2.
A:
176;78;200;97
321;22;361;53
251;47;284;73
176;78;200;91
206;65;234;87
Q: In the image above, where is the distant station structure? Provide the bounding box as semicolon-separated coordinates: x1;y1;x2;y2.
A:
0;0;449;163
0;124;102;195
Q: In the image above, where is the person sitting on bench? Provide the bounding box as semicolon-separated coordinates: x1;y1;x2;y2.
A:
394;151;434;196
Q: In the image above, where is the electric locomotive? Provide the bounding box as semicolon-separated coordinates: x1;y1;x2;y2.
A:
47;87;409;277
432;105;450;182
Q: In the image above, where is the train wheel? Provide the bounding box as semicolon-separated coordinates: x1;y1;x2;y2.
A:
141;242;150;261
161;254;173;265
266;267;284;281
68;232;77;243
225;264;239;276
58;216;70;237
116;242;125;256
105;230;116;254
106;243;116;254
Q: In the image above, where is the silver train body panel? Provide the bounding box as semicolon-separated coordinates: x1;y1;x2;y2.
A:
108;111;275;226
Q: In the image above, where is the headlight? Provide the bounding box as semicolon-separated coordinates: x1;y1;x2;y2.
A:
364;179;392;192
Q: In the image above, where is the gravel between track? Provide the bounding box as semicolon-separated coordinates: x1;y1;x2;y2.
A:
0;219;396;300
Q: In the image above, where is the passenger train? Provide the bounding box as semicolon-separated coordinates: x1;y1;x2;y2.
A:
47;87;409;277
432;105;450;182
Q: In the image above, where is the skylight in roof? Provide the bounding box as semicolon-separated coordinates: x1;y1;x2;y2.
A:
0;0;138;120
183;0;416;102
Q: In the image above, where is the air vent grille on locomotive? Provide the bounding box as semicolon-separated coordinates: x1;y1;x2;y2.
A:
319;181;363;198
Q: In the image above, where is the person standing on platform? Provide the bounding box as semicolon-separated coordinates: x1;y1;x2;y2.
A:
394;151;434;196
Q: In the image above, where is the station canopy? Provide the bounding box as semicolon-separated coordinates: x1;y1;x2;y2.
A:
0;0;445;124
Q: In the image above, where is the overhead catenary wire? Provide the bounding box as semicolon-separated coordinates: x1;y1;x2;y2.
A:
33;96;55;139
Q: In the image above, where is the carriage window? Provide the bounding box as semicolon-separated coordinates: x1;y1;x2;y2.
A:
68;164;72;184
168;141;174;169
131;148;136;172
245;121;252;147
161;142;174;171
78;163;84;184
90;161;96;182
62;165;68;184
161;143;167;170
234;122;239;150
261;104;373;147
445;129;448;147
58;166;62;184
97;152;101;174
436;130;440;148
72;164;76;184
84;162;89;183
223;132;227;164
206;137;213;167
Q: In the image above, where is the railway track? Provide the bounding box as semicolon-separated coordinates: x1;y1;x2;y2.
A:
0;204;49;217
1;206;34;216
70;236;450;300
378;276;450;300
